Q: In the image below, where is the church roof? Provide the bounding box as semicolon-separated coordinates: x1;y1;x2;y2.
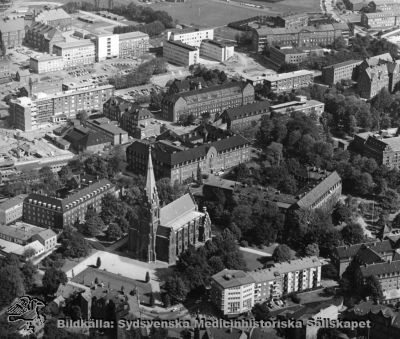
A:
160;193;202;230
145;147;158;206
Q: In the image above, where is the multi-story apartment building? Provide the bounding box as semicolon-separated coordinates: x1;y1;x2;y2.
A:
0;194;27;225
23;179;116;228
322;60;362;86
361;11;400;29
53;40;95;68
161;81;255;122
210;269;255;317
163;40;199;66
126;135;251;183
263;70;314;93
249;257;322;302
93;33;119;61
167;27;214;47
210;257;322;316
356;53;400;99
33;8;72;30
269;96;325;118
118;31;149;58
199;39;234;62
0;18;25;48
29;55;64;74
252;23;349;52
9;84;115;131
218;101;270;131
25;22;65;53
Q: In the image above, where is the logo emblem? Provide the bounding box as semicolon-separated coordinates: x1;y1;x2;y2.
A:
7;296;45;335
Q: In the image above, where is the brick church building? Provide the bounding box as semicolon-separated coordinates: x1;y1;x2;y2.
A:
128;147;212;265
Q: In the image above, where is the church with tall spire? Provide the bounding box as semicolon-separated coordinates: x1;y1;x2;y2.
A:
128;146;212;265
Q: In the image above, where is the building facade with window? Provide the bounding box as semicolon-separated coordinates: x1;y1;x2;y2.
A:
53;40;95;68
264;70;314;93
30;55;64;74
167;27;214;47
126;135;251;183
322;60;361;86
25;22;65;53
210;269;255;317
118;31;149;58
163;40;199;66
0;18;25;48
161;81;255;122
23;179;116;228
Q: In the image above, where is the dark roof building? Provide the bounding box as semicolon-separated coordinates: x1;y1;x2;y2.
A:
23;179;116;228
64;126;111;153
161;81;255;122
218;101;270;131
126;134;251;183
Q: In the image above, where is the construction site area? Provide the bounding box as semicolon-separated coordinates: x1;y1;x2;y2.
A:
0;130;73;170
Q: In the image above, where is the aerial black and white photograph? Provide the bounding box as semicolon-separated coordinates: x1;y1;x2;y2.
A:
0;0;398;338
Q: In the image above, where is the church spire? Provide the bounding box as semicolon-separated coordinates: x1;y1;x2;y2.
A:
145;145;158;206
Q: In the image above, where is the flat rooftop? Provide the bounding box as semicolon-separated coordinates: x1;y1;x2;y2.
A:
53;40;94;49
265;70;314;82
165;40;198;52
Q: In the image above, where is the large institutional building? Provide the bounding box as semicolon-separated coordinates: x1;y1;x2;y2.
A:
321;60;361;86
211;257;322;317
352;128;400;169
128;148;212;265
9;84;114;131
23;178;116;228
252;23;349;52
25;22;65;53
161;81;255;122
263;70;314;93
126;134;251;183
332;236;400;304
53;40;96;68
163;40;199;66
356;53;400;99
166;27;214;47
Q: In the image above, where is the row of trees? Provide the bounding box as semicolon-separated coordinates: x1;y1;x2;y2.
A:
109;58;167;89
63;1;174;28
113;21;165;37
163;229;246;305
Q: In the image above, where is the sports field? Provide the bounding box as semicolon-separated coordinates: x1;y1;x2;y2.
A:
55;0;321;27
145;0;321;27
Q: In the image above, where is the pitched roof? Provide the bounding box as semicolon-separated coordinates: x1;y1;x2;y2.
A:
296;171;341;209
0;194;27;210
351;301;400;328
336;240;394;259
34;8;71;23
26;179;113;211
224;101;270;121
360;260;400;277
128;135;250;166
160;193;197;228
212;269;255;289
354;246;384;265
36;228;57;241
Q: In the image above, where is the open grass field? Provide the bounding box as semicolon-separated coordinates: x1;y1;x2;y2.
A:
150;0;320;27
55;0;321;27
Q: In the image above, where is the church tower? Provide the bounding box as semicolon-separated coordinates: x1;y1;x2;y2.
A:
128;146;160;262
144;145;160;262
